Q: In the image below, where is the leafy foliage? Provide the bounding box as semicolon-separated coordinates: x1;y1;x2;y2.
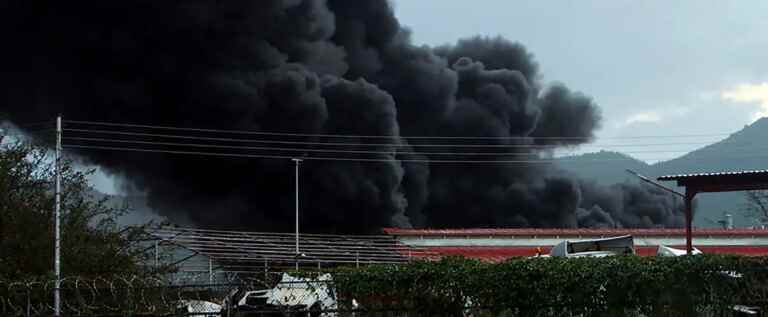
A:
334;255;768;316
0;134;151;279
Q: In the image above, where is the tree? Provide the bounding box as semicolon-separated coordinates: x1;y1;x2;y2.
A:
0;133;150;278
743;190;768;227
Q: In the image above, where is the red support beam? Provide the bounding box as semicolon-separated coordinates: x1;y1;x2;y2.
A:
658;170;768;255
684;190;697;255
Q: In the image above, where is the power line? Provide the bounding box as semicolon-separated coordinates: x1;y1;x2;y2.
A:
64;136;768;157
63;137;539;156
64;119;733;140
63;128;555;148
64;128;742;149
60;119;768;165
62;144;768;164
62;145;554;164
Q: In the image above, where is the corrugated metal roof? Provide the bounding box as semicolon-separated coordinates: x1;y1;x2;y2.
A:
657;169;768;181
383;227;768;237
150;226;438;267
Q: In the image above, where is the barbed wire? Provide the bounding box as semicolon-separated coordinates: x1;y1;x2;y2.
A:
3;272;768;316
0;274;334;316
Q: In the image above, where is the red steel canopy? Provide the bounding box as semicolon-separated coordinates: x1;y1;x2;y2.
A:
658;170;768;254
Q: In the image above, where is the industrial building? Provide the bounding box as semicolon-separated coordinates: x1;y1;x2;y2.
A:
144;169;768;271
150;226;768;278
144;226;437;282
384;227;768;262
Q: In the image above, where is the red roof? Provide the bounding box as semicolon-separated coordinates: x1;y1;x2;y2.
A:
423;247;551;263
383;227;768;237
419;246;768;262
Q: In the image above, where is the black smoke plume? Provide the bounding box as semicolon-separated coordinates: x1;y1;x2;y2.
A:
0;0;683;233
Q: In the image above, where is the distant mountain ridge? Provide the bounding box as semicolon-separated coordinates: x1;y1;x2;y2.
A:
557;151;651;186
557;118;768;228
653;118;768;175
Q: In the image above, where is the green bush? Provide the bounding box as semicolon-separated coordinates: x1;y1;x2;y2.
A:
333;255;768;316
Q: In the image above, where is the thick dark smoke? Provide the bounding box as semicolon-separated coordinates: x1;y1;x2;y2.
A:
0;0;683;233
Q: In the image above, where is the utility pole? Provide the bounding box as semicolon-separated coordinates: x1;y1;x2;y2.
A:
53;116;62;317
625;169;684;198
292;158;302;270
626;170;695;255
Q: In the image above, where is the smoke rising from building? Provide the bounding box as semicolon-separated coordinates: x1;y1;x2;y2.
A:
0;0;683;233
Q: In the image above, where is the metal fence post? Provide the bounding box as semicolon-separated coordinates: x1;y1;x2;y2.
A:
26;289;31;317
154;240;159;267
208;258;213;284
53;115;62;317
264;258;268;281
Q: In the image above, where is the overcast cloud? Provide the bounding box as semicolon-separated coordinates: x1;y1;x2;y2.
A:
394;0;768;162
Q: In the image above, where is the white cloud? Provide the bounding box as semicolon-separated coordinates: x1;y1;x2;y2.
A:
623;111;662;125
613;104;694;129
721;82;768;121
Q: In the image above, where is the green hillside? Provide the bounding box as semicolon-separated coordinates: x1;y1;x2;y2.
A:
557;151;651;186
558;118;768;228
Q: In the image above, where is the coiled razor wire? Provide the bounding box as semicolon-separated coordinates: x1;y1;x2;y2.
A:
0;273;325;316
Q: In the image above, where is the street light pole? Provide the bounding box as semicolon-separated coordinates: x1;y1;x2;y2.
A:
626;169;695;255
53;116;62;317
292;158;302;270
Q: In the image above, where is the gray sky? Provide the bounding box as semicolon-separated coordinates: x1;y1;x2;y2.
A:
394;0;768;162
